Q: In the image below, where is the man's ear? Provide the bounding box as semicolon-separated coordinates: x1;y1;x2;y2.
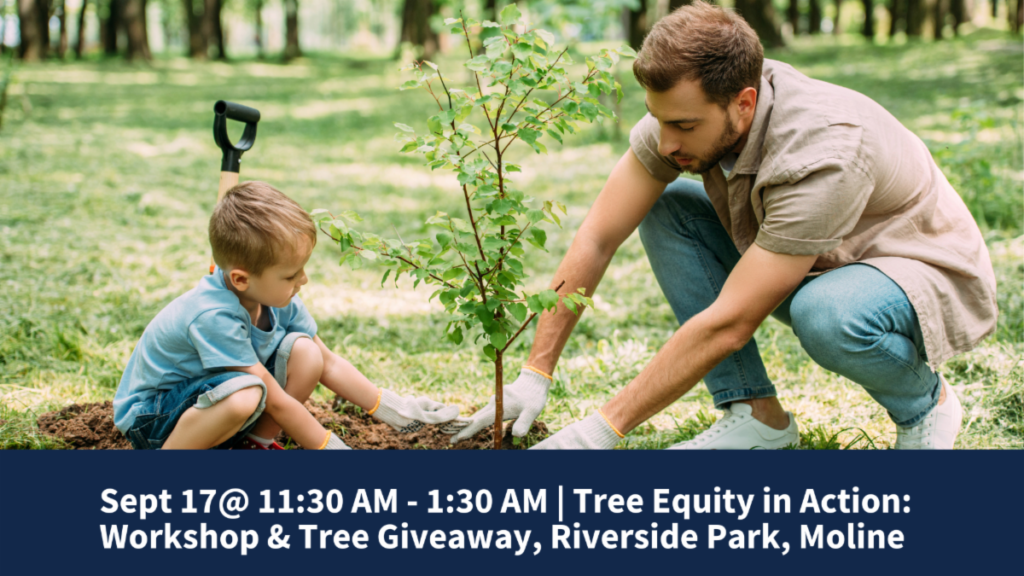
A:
227;268;251;292
735;86;758;120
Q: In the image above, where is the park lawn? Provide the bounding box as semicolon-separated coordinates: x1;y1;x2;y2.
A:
1;30;1021;449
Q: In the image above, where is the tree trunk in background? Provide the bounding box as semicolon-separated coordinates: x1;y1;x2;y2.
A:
906;0;924;35
833;0;843;33
933;0;948;38
484;0;496;20
948;0;964;34
104;0;123;55
888;0;902;34
123;0;150;59
398;0;438;60
74;0;88;57
809;0;823;32
254;0;264;58
788;0;800;34
18;0;50;61
57;0;69;57
1012;0;1023;32
862;0;875;36
181;0;205;58
669;0;694;11
283;0;300;60
203;0;226;59
623;0;648;50
734;0;785;46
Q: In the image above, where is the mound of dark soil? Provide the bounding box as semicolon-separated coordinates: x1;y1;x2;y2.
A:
36;400;547;450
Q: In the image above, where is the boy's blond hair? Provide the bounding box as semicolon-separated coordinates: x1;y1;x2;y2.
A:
209;181;317;276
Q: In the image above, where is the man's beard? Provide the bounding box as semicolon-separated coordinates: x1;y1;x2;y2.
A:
675;115;742;175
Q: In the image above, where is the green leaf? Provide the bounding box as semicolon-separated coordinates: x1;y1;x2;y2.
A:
483;236;506;251
400;80;420;90
448;326;463;345
617;45;637;57
499;3;522;25
508;302;528;322
545;129;563;144
526;294;544;314
427;115;443;134
492;61;513;76
444;17;461;25
505;163;522;173
535;29;555;48
380;269;391;287
435;232;452;246
517;128;541;144
526;209;545;224
483;344;497;361
466;55;491;71
482;20;501;28
490;330;508;350
394;122;415;132
512;41;533;60
538;289;559;310
359;249;377;261
443;267;466;280
501;122;518;132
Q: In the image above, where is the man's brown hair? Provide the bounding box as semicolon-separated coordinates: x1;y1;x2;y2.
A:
632;1;763;107
209;181;317;276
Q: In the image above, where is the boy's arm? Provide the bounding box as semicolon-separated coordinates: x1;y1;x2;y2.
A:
313;336;464;433
226;362;336;449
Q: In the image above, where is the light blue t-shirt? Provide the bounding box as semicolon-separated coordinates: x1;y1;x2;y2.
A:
113;268;317;432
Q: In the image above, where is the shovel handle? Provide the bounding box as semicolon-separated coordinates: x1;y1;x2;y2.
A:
209;171;241;274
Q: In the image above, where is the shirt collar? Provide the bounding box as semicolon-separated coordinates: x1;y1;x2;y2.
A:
731;75;774;177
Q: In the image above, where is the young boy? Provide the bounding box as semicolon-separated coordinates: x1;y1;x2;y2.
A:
113;181;464;450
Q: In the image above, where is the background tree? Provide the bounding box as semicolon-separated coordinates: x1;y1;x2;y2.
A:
56;0;69;58
862;0;874;37
74;0;89;58
181;0;206;58
283;0;300;60
123;0;152;60
622;0;648;50
788;0;800;34
734;0;785;46
204;0;226;59
17;0;50;61
398;0;439;60
809;0;822;32
833;0;843;34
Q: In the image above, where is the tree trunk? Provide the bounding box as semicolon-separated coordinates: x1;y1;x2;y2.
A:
181;0;205;58
788;0;800;34
809;0;823;31
990;0;997;18
203;0;225;59
862;0;875;36
734;0;785;46
833;0;843;33
932;0;946;37
283;0;300;60
493;352;503;450
906;0;924;35
669;0;694;11
57;0;69;57
254;0;264;58
18;0;50;61
889;0;903;34
74;0;88;57
122;0;150;59
622;0;648;51
398;0;438;60
104;0;122;55
1012;0;1023;32
948;0;964;34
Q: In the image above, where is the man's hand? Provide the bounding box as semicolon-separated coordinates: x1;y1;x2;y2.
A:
372;389;465;434
450;369;551;444
529;413;622;450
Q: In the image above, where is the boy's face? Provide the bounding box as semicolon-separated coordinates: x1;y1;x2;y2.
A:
227;236;313;309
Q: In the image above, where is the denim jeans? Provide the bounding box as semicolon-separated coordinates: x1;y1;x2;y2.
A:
637;178;941;426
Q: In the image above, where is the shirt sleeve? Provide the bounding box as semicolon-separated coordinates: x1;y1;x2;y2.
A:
283;296;318;338
754;161;872;256
187;309;259;369
628;113;683;183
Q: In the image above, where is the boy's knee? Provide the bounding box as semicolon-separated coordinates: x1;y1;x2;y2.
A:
289;336;324;377
221;386;263;422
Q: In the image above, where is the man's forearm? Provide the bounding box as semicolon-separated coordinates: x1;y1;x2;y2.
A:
526;237;616;374
601;309;749;434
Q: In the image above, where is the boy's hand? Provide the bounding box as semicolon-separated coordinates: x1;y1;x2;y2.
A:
372;389;466;434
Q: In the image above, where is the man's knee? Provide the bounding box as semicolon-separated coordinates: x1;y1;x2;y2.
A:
220;386;263;423
790;286;872;371
288;336;324;379
638;179;713;245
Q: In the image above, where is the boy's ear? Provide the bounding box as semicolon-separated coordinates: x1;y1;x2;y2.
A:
227;268;251;292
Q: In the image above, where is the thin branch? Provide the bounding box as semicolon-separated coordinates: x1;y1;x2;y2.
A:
482;221;531;277
460;15;495;132
316;225;457;290
503;47;568;128
501;280;566;353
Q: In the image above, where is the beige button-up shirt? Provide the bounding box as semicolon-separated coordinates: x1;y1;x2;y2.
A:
630;59;997;367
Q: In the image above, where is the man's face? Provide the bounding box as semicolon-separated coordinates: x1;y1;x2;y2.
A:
646;79;755;174
228;236;313;309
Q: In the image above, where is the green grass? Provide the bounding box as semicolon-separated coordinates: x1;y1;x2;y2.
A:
1;30;1021;449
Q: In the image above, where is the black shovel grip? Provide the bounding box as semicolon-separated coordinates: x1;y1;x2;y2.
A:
213;100;260;173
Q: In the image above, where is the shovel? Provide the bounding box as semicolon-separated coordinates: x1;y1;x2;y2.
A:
211;100;261;273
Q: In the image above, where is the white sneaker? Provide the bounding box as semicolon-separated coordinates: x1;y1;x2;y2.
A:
894;375;962;449
668;403;799;450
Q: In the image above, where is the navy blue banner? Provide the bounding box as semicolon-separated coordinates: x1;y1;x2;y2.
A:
1;451;1021;576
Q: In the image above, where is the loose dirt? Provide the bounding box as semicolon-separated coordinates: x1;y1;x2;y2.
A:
37;400;548;450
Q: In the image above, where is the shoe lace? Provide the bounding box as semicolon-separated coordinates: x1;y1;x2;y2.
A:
680;412;745;448
895;417;935;449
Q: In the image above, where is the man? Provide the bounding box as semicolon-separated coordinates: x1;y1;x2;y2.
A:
451;2;997;450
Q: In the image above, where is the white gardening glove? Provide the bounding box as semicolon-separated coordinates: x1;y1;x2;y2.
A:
450;368;551;444
529;413;622;450
371;389;465;434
